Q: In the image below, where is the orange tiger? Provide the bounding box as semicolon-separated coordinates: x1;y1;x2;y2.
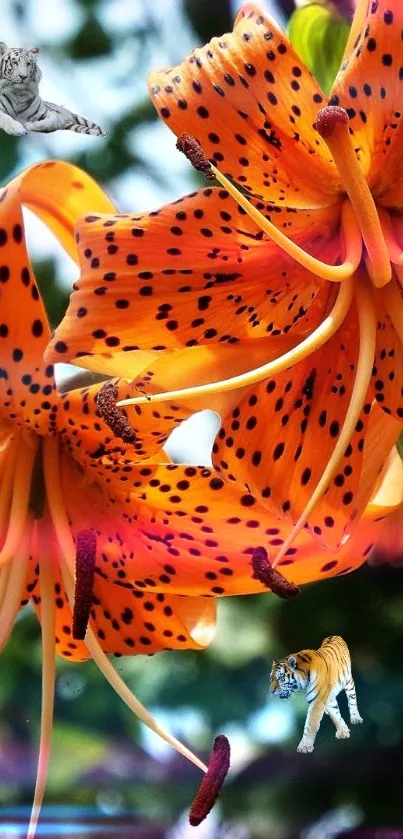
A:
269;636;362;753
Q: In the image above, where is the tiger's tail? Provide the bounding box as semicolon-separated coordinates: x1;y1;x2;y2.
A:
66;113;106;136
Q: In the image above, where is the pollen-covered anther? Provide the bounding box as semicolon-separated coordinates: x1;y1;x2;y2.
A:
176;133;215;181
189;734;231;827
72;529;97;641
314;106;349;139
251;546;301;599
96;381;136;444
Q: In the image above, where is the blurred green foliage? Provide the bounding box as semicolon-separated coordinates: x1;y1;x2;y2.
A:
288;3;349;93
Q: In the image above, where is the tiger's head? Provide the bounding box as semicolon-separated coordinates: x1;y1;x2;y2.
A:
269;654;309;700
0;44;41;88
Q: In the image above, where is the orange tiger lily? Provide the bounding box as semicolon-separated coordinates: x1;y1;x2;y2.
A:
47;0;403;565
4;160;395;837
4;155;403;835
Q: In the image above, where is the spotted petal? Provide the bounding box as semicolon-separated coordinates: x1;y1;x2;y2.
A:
212;303;400;549
46;188;338;364
148;4;340;207
32;518;216;661
331;0;403;203
58;447;381;595
0;161;116;434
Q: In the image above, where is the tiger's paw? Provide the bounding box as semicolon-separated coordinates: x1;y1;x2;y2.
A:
336;726;350;739
297;741;314;753
350;714;363;725
5;124;27;136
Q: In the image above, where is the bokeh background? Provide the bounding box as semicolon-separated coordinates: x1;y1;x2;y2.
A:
1;1;402;837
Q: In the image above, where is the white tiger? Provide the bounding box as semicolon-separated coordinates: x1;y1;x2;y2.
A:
269;635;363;753
0;43;105;137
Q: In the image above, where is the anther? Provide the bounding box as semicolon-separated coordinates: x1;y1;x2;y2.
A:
189;734;231;827
251;546;301;599
176;134;215;180
73;529;97;641
314;106;349;139
96;381;136;444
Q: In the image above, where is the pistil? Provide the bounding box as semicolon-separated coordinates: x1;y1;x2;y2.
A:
315;107;391;288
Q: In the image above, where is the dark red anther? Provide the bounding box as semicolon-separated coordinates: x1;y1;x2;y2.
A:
176;134;215;180
314;106;349;139
72;529;97;640
251;546;300;599
189;734;231;827
96;380;136;444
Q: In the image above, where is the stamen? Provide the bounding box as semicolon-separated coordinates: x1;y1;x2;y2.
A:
96;381;136;444
29;443;45;520
27;523;56;839
189;734;231;827
72;529;96;641
315;106;391;288
42;435;208;774
0;520;31;653
177;134;215;181
378;207;403;267
0;435;38;569
0;438;19;544
271;273;376;569
178;133;361;281
117;278;353;408
251;546;300;599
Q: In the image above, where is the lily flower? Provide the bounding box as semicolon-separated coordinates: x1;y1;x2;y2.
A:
0;161;244;835
3;160;401;835
47;0;403;561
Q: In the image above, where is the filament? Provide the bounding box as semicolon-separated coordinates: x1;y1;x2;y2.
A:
0;437;19;546
315;107;391;288
117;278;354;408
0;520;31;653
0;434;38;569
42;435;207;774
27;521;56;839
207;164;361;282
271;274;377;568
378;208;403;266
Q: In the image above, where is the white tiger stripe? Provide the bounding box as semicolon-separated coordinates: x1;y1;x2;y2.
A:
0;43;105;137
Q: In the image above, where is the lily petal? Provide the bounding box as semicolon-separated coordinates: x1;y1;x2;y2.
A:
34;549;217;660
331;0;403;197
148;5;340;207
0;161;115;433
46;189;339;363
212;302;374;548
373;281;403;419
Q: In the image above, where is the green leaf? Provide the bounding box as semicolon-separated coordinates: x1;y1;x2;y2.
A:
288;4;349;94
397;429;403;461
